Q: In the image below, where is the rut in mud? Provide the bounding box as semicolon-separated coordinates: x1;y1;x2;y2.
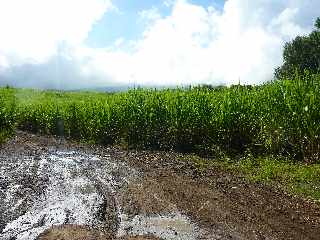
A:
1;131;320;240
0;151;120;239
0;135;199;240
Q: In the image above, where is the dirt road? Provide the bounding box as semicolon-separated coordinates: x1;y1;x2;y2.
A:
0;131;320;240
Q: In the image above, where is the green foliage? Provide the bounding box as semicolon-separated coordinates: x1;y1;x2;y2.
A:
0;73;319;162
182;153;320;200
235;156;320;200
275;17;320;79
0;88;16;143
315;17;320;30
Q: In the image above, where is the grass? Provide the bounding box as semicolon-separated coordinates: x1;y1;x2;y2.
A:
183;154;320;200
236;156;320;200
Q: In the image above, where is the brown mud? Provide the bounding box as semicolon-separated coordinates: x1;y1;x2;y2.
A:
1;131;320;240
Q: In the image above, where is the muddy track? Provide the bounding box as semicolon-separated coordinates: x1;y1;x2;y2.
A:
0;151;120;239
1;131;320;240
0;132;199;240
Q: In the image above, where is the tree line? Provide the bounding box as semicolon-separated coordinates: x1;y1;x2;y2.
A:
275;17;320;79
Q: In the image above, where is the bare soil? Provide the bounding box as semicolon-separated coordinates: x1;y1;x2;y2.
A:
37;225;160;240
1;131;320;240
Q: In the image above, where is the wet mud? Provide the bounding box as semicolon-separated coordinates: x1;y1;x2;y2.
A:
1;131;320;240
0;133;198;240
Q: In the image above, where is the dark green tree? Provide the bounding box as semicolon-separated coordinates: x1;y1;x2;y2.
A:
315;17;320;29
275;17;320;79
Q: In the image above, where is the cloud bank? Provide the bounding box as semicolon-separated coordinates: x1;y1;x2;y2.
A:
0;0;319;89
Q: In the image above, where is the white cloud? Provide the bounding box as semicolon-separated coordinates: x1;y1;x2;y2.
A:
90;0;318;86
0;0;112;66
139;7;162;22
0;0;319;89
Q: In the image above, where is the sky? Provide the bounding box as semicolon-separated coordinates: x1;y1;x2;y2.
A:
0;0;319;89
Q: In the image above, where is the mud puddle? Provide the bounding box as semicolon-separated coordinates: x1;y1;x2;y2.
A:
0;150;198;240
118;213;197;240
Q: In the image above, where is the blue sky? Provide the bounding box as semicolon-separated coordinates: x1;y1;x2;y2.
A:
86;0;225;48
